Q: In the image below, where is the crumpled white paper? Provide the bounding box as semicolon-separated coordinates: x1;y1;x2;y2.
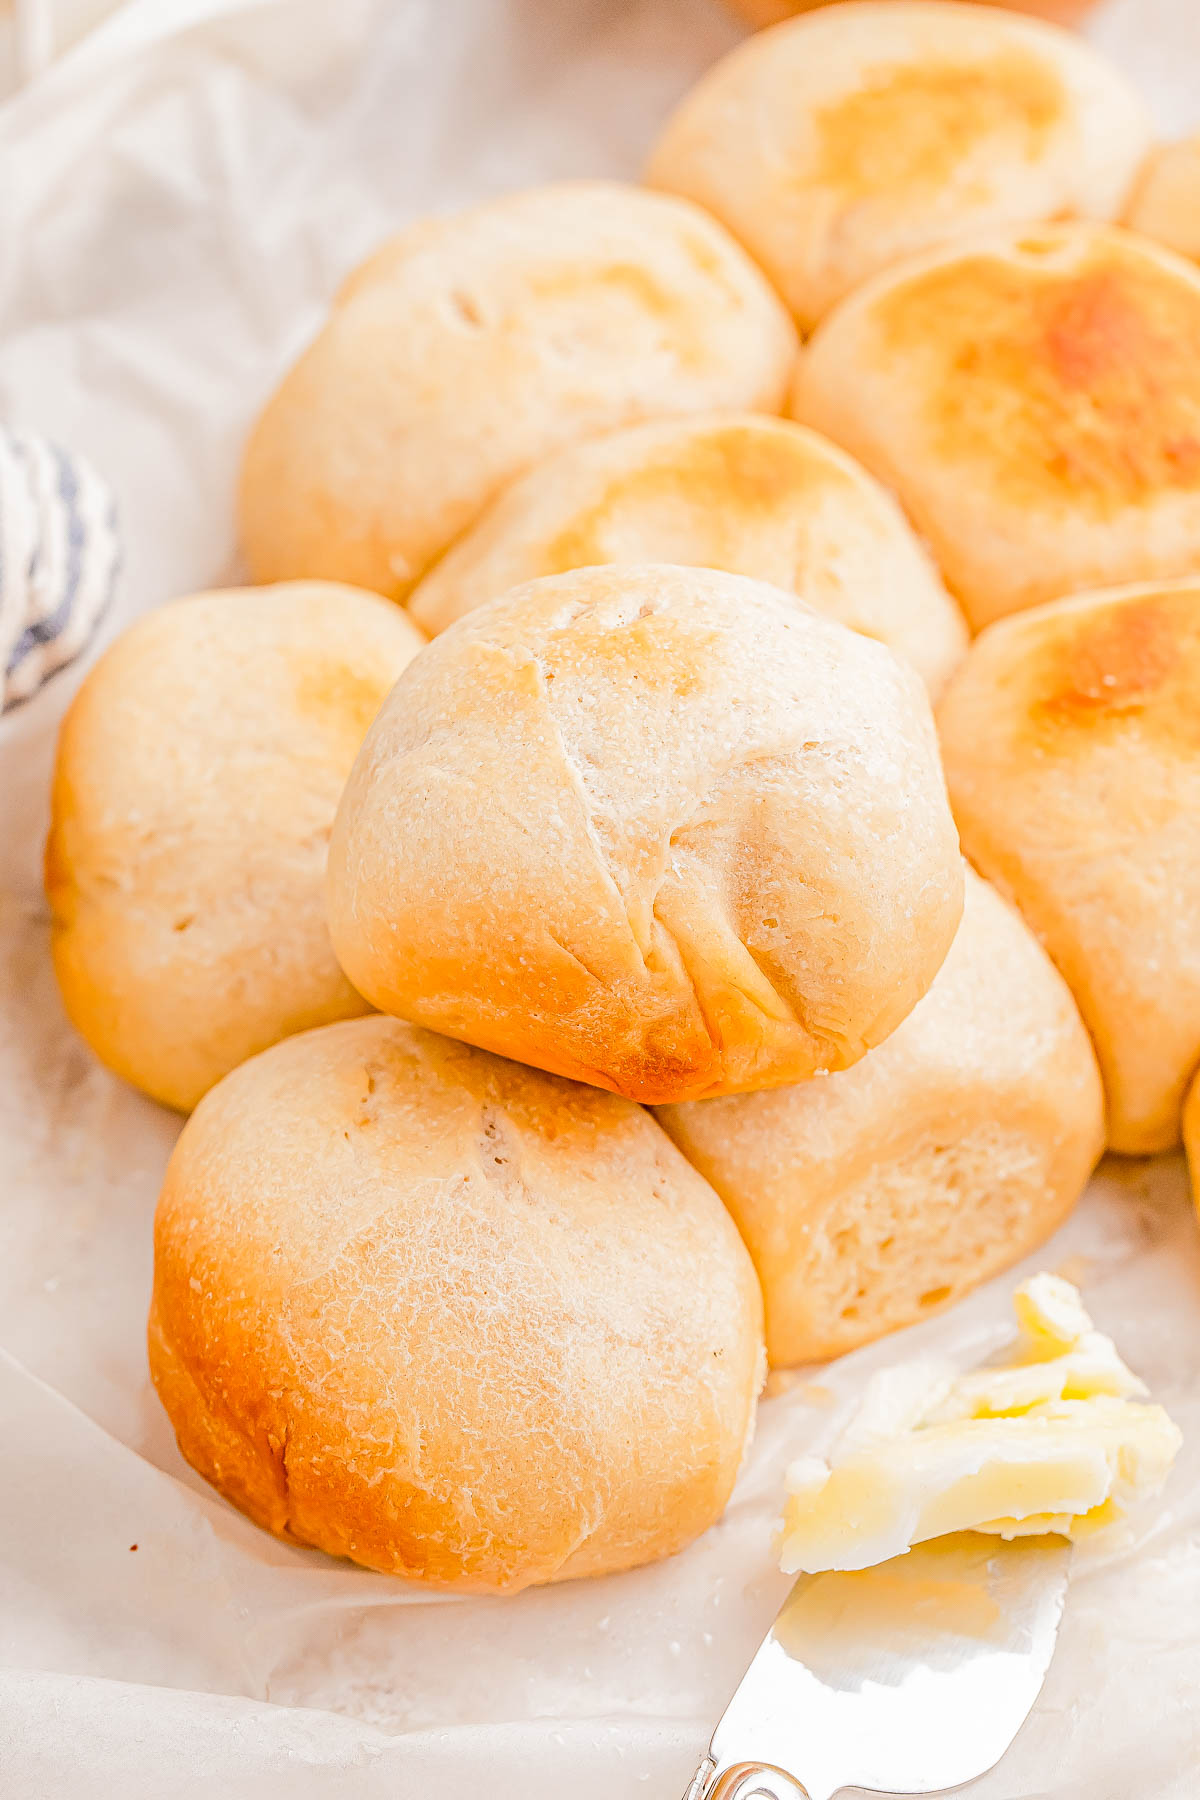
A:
1;2;1199;1795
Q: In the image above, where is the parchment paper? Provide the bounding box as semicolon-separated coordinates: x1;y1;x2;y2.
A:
2;2;1199;1794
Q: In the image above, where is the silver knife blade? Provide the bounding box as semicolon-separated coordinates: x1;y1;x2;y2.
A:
685;1531;1071;1800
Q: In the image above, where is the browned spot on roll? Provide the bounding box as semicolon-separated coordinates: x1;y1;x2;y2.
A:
292;660;388;745
1030;586;1200;744
815;50;1064;198
879;245;1200;515
541;425;842;574
524;261;717;374
529;262;682;318
544;611;716;699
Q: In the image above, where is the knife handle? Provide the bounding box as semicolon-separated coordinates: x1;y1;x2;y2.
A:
683;1759;810;1800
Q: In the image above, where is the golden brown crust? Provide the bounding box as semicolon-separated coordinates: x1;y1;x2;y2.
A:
238;183;797;600
407;413;967;695
330;564;963;1104
874;247;1200;516
46;582;423;1112
1024;589;1195;744
658;869;1104;1364
794;224;1200;629
812;48;1063;200
648;4;1148;331
149;1016;764;1592
938;578;1200;1152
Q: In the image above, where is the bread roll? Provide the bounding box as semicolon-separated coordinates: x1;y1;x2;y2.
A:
47;583;422;1112
658;868;1104;1366
1126;135;1200;265
149;1016;764;1592
408;412;968;696
239;183;797;601
646;3;1148;332
793;224;1200;632
329;563;963;1105
938;579;1200;1154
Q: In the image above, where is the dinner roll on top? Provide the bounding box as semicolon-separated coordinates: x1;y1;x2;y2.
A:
150;1016;764;1592
328;564;963;1105
794;224;1200;631
408;413;968;695
46;583;422;1112
646;2;1149;331
239;182;797;601
939;578;1200;1154
658;868;1104;1366
1126;135;1200;265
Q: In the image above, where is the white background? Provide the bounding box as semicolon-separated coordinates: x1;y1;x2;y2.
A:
1;2;1199;1794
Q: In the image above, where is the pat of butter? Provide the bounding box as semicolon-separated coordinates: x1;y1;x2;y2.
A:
780;1275;1182;1575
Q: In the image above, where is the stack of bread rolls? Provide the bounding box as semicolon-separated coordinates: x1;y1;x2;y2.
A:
45;2;1200;1595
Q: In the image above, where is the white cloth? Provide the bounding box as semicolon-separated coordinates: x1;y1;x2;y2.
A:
0;428;119;711
1;3;1199;1795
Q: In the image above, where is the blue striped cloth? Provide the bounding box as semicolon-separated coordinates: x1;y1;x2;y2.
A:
1;429;120;712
